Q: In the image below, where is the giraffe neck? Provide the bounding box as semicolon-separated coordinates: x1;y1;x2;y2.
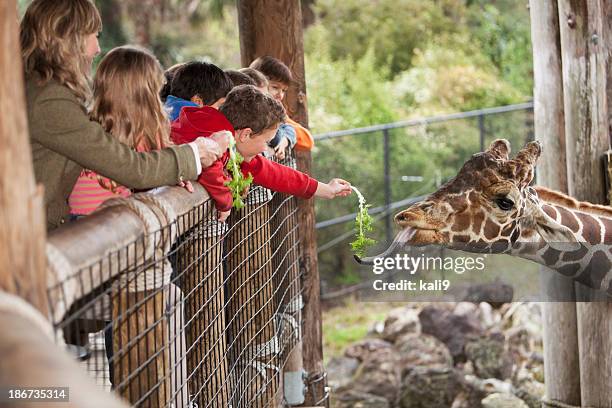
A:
513;193;612;295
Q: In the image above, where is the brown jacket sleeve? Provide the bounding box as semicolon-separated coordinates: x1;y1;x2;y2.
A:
31;83;197;189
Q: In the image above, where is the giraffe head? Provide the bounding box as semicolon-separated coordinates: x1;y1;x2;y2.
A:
358;139;578;262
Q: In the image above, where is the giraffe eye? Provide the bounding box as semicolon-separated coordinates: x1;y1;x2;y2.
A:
494;197;514;211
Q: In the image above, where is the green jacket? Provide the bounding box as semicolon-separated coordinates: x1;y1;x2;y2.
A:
26;76;198;230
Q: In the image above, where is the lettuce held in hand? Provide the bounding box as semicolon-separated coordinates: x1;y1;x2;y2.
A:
350;186;376;257
225;135;253;209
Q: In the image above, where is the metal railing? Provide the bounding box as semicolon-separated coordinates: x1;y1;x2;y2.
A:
45;155;313;407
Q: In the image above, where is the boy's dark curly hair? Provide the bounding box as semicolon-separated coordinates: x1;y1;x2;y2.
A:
220;85;286;134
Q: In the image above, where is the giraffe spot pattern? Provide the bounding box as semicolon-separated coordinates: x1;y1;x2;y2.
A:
575;212;600;244
542;247;561;265
557;262;580;277
483;219;501;240
598;216;612;243
556;206;580;233
451;214;471;232
562;245;589;263
577;250;610;289
542;204;558;221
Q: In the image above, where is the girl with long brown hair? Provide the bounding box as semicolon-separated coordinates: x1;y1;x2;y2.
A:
68;46;191;215
20;0;227;229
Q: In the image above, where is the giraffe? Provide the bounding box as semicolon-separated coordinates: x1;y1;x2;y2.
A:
357;139;612;296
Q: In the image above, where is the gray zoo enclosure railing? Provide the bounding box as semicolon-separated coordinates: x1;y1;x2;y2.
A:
45;154;318;407
313;102;535;253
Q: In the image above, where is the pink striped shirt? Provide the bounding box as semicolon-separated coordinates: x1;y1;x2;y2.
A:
68;171;131;215
68;137;163;216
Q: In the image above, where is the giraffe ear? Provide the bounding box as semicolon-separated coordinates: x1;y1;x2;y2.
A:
533;207;581;251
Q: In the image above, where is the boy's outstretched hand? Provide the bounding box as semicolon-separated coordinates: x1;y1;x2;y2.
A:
315;178;352;199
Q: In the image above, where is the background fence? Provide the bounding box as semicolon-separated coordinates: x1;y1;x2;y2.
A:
45;155;311;408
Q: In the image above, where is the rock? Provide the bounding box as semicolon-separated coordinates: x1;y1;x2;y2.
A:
481;393;529;408
332;389;390;408
351;348;402;402
454;302;479;317
419;305;484;362
398;366;462;408
464;335;513;380
382;307;420;343
514;381;544;408
463;282;514;308
345;338;393;362
327;356;360;389
396;333;453;368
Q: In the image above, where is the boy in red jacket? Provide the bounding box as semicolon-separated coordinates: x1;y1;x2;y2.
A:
171;85;351;221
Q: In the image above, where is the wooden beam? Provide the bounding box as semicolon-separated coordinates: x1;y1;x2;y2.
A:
0;0;47;315
558;0;612;405
528;0;581;405
0;305;129;408
237;1;326;406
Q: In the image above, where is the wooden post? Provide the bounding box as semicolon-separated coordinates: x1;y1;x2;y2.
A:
0;0;47;315
558;0;612;405
528;0;581;405
270;188;305;405
176;223;229;407
226;201;278;407
237;1;324;405
112;288;171;406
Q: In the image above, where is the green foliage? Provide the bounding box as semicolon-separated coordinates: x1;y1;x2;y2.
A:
349;187;376;258
224;136;253;209
310;0;465;77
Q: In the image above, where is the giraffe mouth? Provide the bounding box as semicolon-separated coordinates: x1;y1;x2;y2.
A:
354;227;417;265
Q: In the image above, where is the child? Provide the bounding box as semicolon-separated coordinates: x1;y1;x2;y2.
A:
160;62;186;103
249;56;315;152
165;61;232;121
240;66;296;160
68;46;192;216
171;85;351;222
239;67;269;92
225;69;256;87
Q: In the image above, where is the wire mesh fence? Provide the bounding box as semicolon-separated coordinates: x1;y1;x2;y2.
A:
46;154;311;408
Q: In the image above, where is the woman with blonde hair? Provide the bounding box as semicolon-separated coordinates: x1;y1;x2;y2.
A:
68;46;192;215
21;0;228;230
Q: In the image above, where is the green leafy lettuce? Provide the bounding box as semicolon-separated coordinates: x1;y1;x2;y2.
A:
224;135;253;209
350;186;376;257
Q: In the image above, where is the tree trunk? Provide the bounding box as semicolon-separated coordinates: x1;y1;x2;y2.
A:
237;2;325;405
0;0;47;314
558;0;612;405
529;1;581;405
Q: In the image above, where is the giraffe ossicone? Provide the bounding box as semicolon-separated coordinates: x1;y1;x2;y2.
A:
356;139;612;296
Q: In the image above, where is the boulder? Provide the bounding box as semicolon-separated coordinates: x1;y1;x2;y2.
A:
481;393;529;408
382;307;420;343
327;356;360;389
345;338;393;362
396;333;453;368
514;381;544;408
419;305;484;362
351;348;402;402
332;389;390;408
398;366;462;408
464;334;513;380
463;282;514;308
